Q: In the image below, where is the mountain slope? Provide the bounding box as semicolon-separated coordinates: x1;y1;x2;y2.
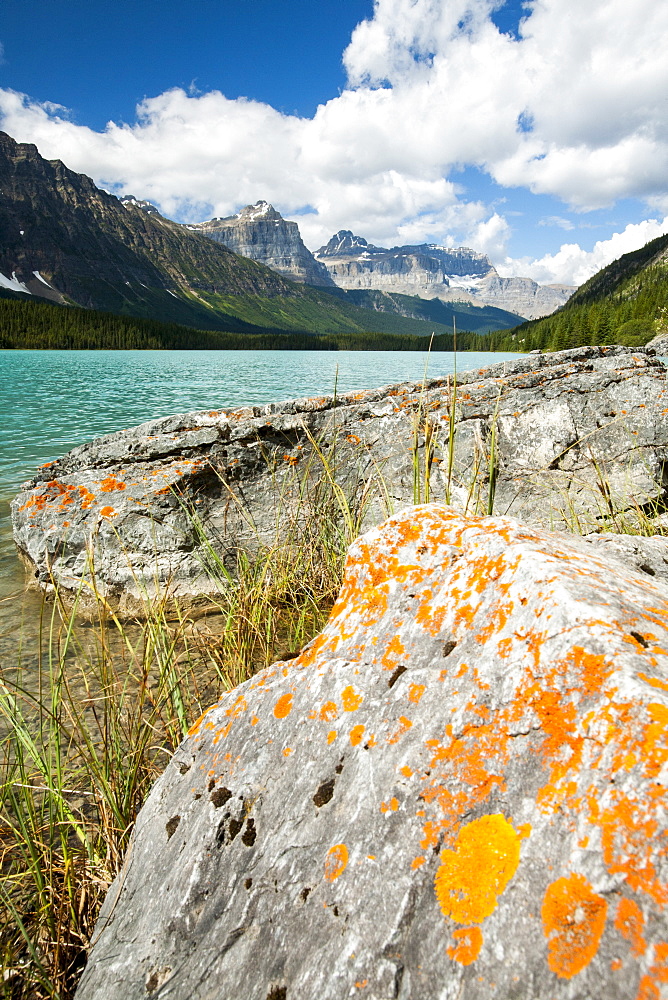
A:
324;287;522;333
0;131;304;327
472;232;668;353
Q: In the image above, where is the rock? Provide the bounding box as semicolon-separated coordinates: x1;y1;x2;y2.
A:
189;202;335;287
647;333;668;355
74;504;668;999
12;346;668;612
583;532;668;584
315;231;575;320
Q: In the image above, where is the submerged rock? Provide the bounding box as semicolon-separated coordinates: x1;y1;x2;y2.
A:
75;505;668;999
11;345;668;611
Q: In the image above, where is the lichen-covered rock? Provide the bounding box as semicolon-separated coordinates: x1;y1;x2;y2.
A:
12;345;668;610
75;505;668;1000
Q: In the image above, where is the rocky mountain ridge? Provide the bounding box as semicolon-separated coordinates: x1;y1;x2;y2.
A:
187;201;334;287
181;207;574;320
315;229;574;320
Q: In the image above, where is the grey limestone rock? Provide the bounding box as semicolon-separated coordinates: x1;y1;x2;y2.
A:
74;504;668;999
189;201;335;287
11;345;668;612
647;332;668;355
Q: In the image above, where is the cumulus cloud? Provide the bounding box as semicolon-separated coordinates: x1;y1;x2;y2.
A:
497;217;668;286
1;0;668;283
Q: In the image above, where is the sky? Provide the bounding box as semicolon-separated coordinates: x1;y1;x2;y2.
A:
1;0;668;286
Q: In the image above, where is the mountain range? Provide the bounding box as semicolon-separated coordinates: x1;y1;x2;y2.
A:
189;202;575;320
0;131;523;339
186;202;334;288
314;231;574;319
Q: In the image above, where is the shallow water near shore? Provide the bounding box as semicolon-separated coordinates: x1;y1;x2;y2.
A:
0;348;522;647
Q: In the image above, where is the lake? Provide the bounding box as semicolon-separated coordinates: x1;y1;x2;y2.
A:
0;349;521;623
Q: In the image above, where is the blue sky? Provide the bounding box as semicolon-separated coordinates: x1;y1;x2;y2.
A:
0;0;375;126
1;0;667;285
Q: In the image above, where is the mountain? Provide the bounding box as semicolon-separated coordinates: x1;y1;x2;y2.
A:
315;230;575;320
187;202;334;287
0;131;521;340
468;231;668;353
0;131;308;329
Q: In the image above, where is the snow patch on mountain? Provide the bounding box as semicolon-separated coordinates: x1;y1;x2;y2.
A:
0;271;30;293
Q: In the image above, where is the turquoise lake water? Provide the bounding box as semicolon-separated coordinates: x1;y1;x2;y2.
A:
0;349;521;618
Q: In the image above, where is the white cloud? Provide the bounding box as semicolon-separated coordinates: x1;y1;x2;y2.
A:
1;0;668;283
497;217;668;286
538;217;575;231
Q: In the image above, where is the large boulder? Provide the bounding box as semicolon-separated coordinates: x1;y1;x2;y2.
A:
75;505;668;1000
12;346;668;611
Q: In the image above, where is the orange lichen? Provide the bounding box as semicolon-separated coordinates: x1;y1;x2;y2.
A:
447;926;483;966
324;843;348;882
380;796;399;814
186;702;216;736
638;672;668;692
408;683;426;704
541;873;607;979
635;942;668;1000
350;724;365;746
319;701;338;721
282;747;293;757
434;814;521;923
99;475;126;492
273;693;293;719
78;485;96;508
387;716;413;744
225;695;247;719
327;730;337;744
615;897;646;956
99;506;116;518
381;635;406;672
341;685;363;712
411;856;426;869
636;977;659;1000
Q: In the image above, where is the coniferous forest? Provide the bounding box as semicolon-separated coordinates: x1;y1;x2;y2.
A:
0;290;473;351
